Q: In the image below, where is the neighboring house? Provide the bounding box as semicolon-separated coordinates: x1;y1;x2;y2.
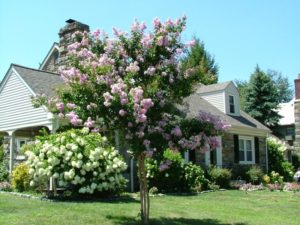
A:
178;81;270;172
0;19;271;183
277;100;295;160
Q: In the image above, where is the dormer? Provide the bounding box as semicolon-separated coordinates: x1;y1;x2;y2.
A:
196;81;241;116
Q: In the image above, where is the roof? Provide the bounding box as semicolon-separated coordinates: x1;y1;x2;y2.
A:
195;81;232;94
278;99;295;126
177;93;270;132
12;64;63;97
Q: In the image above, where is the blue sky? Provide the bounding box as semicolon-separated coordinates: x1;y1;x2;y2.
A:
0;0;299;88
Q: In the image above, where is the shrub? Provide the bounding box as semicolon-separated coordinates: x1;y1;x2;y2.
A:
12;163;30;192
246;166;263;184
269;171;283;185
231;164;250;181
291;152;300;169
0;145;5;162
25;128;127;195
0;181;12;191
183;163;208;192
262;174;270;185
267;137;295;181
208;166;231;189
0;160;9;182
146;149;184;193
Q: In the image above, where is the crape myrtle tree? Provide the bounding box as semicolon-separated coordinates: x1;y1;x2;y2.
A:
33;17;229;224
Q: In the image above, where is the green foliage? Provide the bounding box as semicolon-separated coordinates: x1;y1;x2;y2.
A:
267;70;293;103
181;38;218;85
231;164;251;181
246;166;263;184
146;149;208;192
0;145;5;162
291;152;300;169
146;149;184;192
244;66;281;128
183;163;208;192
0;160;9;182
208;166;231;188
12;163;30;192
267;137;294;181
269;171;283;184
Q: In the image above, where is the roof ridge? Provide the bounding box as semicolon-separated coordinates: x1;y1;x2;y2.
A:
12;63;60;76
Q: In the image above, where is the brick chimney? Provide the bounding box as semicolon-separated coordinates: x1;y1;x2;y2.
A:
294;74;300;153
58;19;90;69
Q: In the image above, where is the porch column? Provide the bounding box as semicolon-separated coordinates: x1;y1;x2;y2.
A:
8;131;15;175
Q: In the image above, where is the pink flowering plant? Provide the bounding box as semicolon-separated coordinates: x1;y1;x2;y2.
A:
33;16;229;224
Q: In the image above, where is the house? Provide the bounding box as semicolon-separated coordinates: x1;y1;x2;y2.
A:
0;19;271;183
179;81;270;172
275;75;300;161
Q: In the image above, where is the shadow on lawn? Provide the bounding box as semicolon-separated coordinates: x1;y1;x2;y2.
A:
106;215;247;225
47;195;139;204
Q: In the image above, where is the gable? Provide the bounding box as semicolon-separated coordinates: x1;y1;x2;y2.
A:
39;43;60;73
0;68;51;132
224;82;241;116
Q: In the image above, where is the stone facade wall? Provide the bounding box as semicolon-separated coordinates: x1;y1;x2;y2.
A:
42;50;59;73
194;133;267;171
294;100;300;153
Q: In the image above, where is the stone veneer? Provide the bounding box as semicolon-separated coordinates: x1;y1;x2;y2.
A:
195;133;267;171
294;76;300;153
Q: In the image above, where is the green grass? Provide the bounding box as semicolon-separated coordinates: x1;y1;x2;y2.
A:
0;190;299;225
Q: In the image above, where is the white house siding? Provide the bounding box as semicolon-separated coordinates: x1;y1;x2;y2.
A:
224;83;241;116
199;91;225;113
0;70;51;132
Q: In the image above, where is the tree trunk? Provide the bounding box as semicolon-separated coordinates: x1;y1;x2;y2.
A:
138;154;150;224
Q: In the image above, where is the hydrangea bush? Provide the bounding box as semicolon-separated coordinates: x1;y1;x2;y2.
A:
25;129;127;194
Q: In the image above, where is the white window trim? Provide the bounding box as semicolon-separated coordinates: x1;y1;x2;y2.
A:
239;136;255;164
229;95;235;114
16;138;30;153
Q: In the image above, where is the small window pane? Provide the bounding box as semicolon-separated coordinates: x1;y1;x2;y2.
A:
247;151;252;161
239;151;244;161
239;140;244;151
229;96;235;113
246;140;252;151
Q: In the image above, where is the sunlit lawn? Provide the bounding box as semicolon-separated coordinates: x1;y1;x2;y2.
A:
0;190;299;225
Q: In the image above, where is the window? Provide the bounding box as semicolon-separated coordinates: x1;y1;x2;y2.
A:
238;136;254;164
16;138;29;153
229;95;235;113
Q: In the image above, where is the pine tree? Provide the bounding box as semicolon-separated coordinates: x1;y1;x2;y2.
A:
181;38;218;85
244;66;281;128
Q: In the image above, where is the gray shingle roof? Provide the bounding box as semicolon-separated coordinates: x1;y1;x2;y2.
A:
12;64;63;97
195;81;232;94
177;93;270;131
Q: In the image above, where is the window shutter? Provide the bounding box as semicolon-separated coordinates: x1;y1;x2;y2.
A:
233;134;239;163
255;137;260;164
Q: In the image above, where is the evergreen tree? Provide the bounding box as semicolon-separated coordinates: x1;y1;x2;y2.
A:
181;38;218;85
267;69;293;102
244;66;281;128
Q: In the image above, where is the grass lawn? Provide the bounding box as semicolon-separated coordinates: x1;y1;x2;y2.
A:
0;190;299;225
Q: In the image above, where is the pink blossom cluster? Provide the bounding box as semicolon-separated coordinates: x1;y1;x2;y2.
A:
198;111;231;131
159;160;172;172
65;111;82;126
60;68;88;84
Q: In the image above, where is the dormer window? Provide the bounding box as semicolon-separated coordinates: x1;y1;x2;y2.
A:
229;95;235;114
